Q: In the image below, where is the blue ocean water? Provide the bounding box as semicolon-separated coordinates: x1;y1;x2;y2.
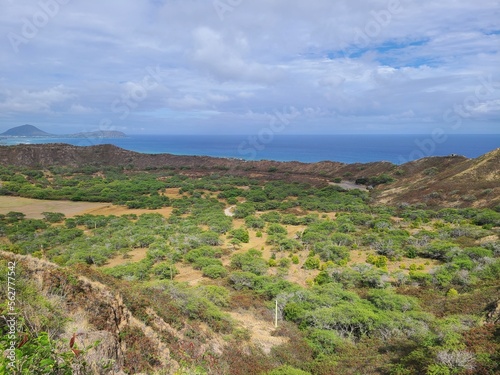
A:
1;134;499;164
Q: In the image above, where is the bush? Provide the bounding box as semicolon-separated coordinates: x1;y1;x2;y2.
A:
267;223;287;235
185;246;222;263
261;212;282;223
367;289;419;312
306;329;343;356
231;249;269;275
229;271;259;290
366;254;388;269
152;262;179;280
197;285;230;307
233;203;256;218
42;212;66;223
230;228;250;243
192;257;223;270
265;365;311;375
279;257;292;269
245;215;265;229
202;265;228;279
303;257;320;270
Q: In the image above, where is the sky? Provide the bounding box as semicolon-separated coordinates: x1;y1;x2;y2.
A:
0;0;499;135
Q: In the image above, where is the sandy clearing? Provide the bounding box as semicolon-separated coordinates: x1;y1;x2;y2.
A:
82;205;174;218
0;196;110;219
175;263;205;285
228;311;288;354
329;181;368;191
0;196;175;219
101;247;149;269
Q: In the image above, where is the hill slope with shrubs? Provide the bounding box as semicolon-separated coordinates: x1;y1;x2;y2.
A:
0;148;499;374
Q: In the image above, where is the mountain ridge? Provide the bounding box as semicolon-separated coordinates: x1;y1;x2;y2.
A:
0;143;498;208
0;125;127;138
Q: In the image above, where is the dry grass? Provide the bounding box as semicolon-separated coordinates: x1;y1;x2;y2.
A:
101;248;149;269
174;263;205;285
82;205;174;217
0;196;109;219
228;311;288;354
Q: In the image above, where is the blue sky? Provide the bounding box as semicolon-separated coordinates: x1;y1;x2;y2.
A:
0;0;499;135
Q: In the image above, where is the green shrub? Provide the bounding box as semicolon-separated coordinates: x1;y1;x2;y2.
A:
230;228;250;243
306;329;343;356
152;262;179;280
196;285;230;307
192;257;223;270
265;365;311;375
202;265;228;279
279;257;292;269
303;257;320;270
231;249;269;275
267;223;287;235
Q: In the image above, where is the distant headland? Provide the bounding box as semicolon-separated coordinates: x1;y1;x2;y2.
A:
0;124;127;139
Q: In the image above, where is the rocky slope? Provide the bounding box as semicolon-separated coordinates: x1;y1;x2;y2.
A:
0;251;231;375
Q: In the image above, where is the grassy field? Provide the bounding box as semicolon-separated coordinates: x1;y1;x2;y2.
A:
0;196;110;219
0;196;175;219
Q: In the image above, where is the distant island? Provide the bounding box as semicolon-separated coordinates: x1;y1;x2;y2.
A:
0;124;127;139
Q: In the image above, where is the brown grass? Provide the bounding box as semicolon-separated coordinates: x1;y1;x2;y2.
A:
101;248;149;269
0;196;109;219
228;310;288;354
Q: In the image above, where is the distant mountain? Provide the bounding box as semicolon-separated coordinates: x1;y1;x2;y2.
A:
1;125;53;137
66;131;127;139
0;125;126;139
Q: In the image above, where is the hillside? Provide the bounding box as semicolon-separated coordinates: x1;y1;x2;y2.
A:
0;151;499;374
375;149;500;208
0;143;498;208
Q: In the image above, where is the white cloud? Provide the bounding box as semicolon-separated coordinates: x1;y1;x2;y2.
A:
0;86;73;113
0;0;498;133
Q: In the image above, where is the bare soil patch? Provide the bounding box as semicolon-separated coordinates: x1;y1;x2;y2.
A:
0;196;175;220
82;205;174;218
0;196;109;219
101;248;148;269
228;311;288;354
175;263;205;286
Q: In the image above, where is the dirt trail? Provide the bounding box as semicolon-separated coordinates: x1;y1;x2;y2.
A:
329;181;368;191
224;205;235;217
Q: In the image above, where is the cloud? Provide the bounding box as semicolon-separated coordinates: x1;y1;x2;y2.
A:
0;86;74;113
0;0;498;134
192;27;283;83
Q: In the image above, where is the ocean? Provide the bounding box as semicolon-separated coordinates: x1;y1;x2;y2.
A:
1;134;499;164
